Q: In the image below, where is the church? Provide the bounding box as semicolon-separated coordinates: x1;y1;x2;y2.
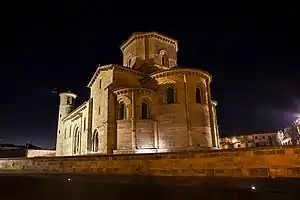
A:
56;32;220;156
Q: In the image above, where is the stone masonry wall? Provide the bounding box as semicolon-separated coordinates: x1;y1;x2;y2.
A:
60;102;90;156
116;120;132;149
121;33;177;68
90;69;114;154
154;72;215;149
26;150;56;158
157;104;188;148
2;146;300;178
136;120;155;148
149;37;177;67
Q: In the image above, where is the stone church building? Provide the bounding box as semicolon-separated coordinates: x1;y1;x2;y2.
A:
56;32;220;156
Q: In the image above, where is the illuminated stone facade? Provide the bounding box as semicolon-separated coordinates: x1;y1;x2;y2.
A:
277;131;292;146
220;132;280;149
277;121;300;146
56;32;219;156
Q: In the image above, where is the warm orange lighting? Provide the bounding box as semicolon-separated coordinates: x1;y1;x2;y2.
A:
231;137;237;143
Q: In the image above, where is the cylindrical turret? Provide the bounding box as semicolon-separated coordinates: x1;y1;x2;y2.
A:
58;92;77;119
56;91;77;156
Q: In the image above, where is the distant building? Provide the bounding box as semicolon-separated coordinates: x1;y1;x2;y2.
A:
26;149;56;158
0;143;23;150
0;143;55;158
277;130;292;146
220;132;279;149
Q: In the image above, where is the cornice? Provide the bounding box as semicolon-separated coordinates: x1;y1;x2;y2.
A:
150;67;212;83
59;92;77;98
114;65;144;76
62;102;87;122
212;100;218;106
71;113;82;122
112;87;155;95
87;64;114;88
120;32;178;52
87;64;144;88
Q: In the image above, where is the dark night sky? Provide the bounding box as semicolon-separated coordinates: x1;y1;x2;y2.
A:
0;3;299;148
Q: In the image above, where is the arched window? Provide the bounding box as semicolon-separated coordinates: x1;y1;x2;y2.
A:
73;127;80;154
128;58;132;67
162;54;169;67
120;103;127;120
92;131;99;152
141;101;149;119
67;97;72;105
166;87;175;104
196;87;201;104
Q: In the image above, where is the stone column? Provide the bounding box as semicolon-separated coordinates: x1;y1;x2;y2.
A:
213;104;220;148
87;98;93;153
131;90;137;150
79;115;83;154
154;121;159;149
206;79;217;147
183;73;192;147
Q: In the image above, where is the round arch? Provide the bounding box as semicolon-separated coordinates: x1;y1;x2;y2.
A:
117;95;131;105
92;130;99;152
117;95;131;120
159;49;169;67
160;83;177;104
160;80;177;86
126;53;133;67
73;124;79;136
73;125;80;155
136;96;154;106
159;49;168;56
196;82;206;90
195;82;207;104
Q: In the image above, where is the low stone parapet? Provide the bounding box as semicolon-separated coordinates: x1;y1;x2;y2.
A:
1;146;300;178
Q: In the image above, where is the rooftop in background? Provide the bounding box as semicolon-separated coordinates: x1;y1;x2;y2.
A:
0;143;56;158
0;143;49;150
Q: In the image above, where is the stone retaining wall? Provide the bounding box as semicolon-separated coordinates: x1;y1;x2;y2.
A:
1;146;300;178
